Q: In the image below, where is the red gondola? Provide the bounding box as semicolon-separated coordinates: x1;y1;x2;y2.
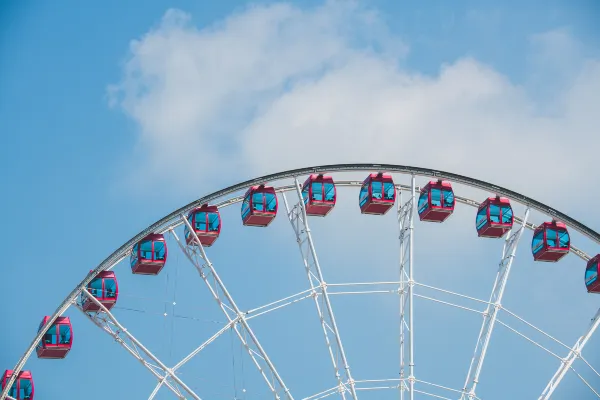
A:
2;370;34;400
241;185;278;227
36;316;73;359
302;174;336;217
418;180;455;222
185;204;221;246
475;196;514;238
80;270;118;312
531;220;570;262
130;233;167;275
585;254;600;293
359;173;396;215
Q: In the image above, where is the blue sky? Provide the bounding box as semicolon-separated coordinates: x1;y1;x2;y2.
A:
1;0;600;399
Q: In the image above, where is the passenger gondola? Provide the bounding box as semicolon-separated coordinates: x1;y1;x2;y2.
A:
80;270;118;312
418;180;455;222
130;233;167;275
241;185;278;227
301;174;336;216
1;370;34;400
475;196;514;238
531;220;570;262
358;173;396;215
185;204;221;246
36;316;73;359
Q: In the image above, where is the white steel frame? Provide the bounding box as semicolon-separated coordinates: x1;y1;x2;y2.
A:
397;176;416;400
3;165;600;400
460;208;530;399
172;216;294;400
282;178;358;399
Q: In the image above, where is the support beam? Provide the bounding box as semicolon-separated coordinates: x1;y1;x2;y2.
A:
78;288;200;399
461;208;530;399
173;219;294;400
282;178;357;399
397;178;415;399
539;307;600;399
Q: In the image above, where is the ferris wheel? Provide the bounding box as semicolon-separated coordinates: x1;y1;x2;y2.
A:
2;163;600;400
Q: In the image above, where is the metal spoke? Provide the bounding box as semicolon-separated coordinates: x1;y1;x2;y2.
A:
282;177;357;399
171;219;294;400
539;307;600;399
75;290;198;399
460;208;530;399
397;175;416;400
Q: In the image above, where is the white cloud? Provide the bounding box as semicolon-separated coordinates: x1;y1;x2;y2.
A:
108;1;600;217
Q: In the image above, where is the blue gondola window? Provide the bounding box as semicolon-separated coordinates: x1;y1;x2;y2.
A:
43;325;57;345
312;183;323;201
431;188;441;207
8;384;16;398
208;213;220;231
154;241;166;260
58;325;71;344
476;208;487;230
372;181;383;199
130;244;139;268
89;278;102;298
501;205;512;223
384;182;394;200
324;183;335;201
443;190;454;207
532;231;544;254
302;186;309;204
252;193;264;212
586;262;598;286
195;212;207;231
140;240;153;260
490;204;500;223
558;229;570;248
20;379;32;399
359;184;369;207
546;229;557;247
105;278;117;298
242;196;250;219
418;191;428;214
265;192;277;212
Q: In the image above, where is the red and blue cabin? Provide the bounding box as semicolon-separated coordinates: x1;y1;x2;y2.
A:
130;233;167;275
531;220;570;262
475;196;514;238
302;174;336;217
185;204;221;246
418;180;455;222
359;173;396;215
2;370;34;400
36;316;73;359
585;254;600;293
80;270;118;312
241;185;278;227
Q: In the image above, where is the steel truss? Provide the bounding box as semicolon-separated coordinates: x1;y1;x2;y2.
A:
398;176;416;399
282;178;358;399
4;166;600;400
539;307;600;399
460;209;530;399
76;288;201;400
171;217;294;400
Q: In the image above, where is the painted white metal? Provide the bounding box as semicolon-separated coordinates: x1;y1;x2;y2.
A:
173;219;294;400
282;178;357;399
79;288;199;399
74;305;183;398
397;183;414;399
407;176;416;400
539;307;600;399
460;208;530;400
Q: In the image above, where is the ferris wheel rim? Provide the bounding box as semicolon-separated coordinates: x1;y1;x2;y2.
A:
3;163;599;400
